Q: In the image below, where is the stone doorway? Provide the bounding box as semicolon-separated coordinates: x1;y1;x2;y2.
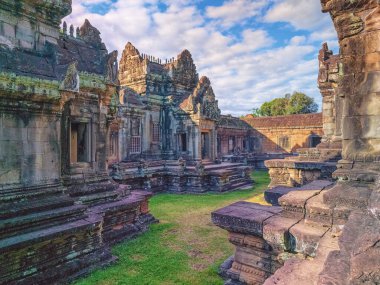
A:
201;132;210;159
70;122;90;163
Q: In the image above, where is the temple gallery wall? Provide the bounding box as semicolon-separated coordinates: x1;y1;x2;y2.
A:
0;0;379;285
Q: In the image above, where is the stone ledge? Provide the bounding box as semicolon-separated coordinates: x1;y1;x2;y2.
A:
265;180;334;206
212;202;282;236
279;190;322;214
0;213;103;252
265;159;333;170
323;184;372;210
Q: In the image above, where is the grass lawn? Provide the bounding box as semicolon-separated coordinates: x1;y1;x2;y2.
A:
75;170;270;285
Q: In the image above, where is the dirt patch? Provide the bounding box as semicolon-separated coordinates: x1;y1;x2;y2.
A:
131;254;145;261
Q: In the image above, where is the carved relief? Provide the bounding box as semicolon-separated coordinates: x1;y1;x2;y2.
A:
60;61;79;92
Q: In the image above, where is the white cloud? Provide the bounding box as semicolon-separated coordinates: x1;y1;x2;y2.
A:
206;0;267;28
64;0;337;116
290;35;306;46
264;0;330;30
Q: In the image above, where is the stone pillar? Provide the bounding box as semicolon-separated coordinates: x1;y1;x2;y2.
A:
321;0;380;163
317;43;342;149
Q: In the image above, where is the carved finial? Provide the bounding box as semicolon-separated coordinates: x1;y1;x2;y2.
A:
63;21;67;34
69;24;74;37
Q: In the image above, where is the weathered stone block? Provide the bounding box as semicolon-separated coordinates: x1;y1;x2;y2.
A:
264;186;293;206
289;221;329;257
212;202;281;236
279;190;322;213
323;184;372;210
263;215;300;251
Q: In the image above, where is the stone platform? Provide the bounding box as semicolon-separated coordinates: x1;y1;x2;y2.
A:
265;159;336;189
110;160;254;193
0;182;156;285
212;180;379;285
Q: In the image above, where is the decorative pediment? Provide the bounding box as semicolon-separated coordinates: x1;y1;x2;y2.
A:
180;76;220;120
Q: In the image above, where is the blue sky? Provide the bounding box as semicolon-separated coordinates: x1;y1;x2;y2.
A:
65;0;338;116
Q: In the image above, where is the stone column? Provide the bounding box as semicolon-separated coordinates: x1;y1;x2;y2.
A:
321;0;380;163
318;43;341;148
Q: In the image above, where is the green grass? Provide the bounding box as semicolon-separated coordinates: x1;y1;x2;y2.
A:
75;170;270;285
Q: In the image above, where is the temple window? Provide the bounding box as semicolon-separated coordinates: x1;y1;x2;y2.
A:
309;135;321;147
152;122;160;142
130;118;141;154
131;118;140;136
251;137;261;152
228;136;235;152
70;122;90;163
181;134;187;152
217;136;221;153
278;136;290;150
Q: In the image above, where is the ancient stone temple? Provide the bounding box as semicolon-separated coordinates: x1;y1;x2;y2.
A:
213;1;380;284
108;42;254;193
0;1;155;284
118;42;221;161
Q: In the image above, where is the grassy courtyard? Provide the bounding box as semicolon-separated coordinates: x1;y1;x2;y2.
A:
75;171;269;285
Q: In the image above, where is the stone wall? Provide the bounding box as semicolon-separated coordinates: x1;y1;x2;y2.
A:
243;113;323;154
0;111;61;187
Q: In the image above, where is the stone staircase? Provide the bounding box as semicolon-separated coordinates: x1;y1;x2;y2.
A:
0;184;115;285
212;179;379;285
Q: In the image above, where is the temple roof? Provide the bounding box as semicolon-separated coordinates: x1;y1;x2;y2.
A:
217;115;252;129
243;113;323;129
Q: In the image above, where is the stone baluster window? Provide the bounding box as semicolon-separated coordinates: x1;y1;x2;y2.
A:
152;122;160;142
130;118;141;154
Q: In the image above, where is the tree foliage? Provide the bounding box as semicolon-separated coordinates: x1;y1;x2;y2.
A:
252;92;318;117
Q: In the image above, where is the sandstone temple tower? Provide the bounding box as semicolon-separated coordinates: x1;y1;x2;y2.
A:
117;42;222;162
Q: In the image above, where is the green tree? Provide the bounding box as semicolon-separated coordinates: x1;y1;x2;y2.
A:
287;91;318;114
252;92;318;117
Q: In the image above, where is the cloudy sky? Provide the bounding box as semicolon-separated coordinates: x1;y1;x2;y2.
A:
64;0;338;116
